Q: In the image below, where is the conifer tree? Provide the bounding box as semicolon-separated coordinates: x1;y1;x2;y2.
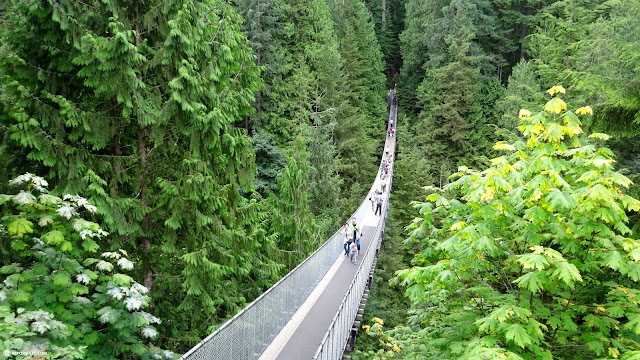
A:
269;138;318;267
571;0;640;136
327;0;387;209
262;0;349;230
400;0;512;114
414;1;487;180
0;0;277;350
495;60;545;140
527;0;607;89
233;0;287;131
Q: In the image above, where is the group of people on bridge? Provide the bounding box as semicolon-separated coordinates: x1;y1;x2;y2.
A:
388;85;397;137
340;218;361;265
338;87;397;266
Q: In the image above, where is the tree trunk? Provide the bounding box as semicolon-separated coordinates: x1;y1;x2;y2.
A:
135;11;154;307
381;0;386;31
566;1;574;68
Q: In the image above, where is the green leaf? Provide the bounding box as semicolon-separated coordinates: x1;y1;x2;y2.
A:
625;313;640;334
622;195;640;212
53;271;71;286
112;273;132;286
505;323;532;348
628;263;640;281
82;239;100;252
551;262;583;287
7;218;33;237
12;289;30;303
544;122;564;141
42;230;65;245
576;170;597;183
38;194;62;206
587;340;605;355
515;271;545;293
602;251;627;272
60;241;73;252
546;189;573;210
593;207;615;223
0;194;12;205
517;253;550;271
11;240;27;251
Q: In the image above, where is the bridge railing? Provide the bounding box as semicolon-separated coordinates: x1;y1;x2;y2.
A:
312;106;397;360
178;114;395;360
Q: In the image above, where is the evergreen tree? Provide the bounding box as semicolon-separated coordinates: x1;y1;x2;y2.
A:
414;1;486;180
490;0;556;68
572;0;640;136
495;60;545;140
362;0;406;80
269;138;318;267
400;0;513;114
0;0;277;350
399;0;450;114
233;0;287;131
527;0;607;89
251;131;287;194
327;0;387;212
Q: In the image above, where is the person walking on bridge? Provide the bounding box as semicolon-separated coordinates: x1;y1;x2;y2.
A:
392;85;397;105
351;217;362;252
374;191;383;216
369;192;376;211
340;223;351;256
349;241;358;264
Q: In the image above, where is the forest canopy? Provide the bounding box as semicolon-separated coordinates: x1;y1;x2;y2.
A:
1;0;640;359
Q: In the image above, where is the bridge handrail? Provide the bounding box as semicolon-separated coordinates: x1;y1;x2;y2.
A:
312;112;396;360
179;108;397;360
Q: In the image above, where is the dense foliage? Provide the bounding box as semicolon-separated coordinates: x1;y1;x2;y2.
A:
355;1;640;359
0;174;172;359
0;0;387;354
3;0;640;357
398;89;640;359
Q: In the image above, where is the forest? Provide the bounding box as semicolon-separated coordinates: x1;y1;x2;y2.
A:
1;0;640;359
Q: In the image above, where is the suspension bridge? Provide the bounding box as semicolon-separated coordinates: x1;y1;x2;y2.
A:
179;101;398;360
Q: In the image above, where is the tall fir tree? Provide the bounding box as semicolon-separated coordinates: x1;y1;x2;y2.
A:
326;0;388;212
269;137;318;267
400;0;513;114
527;0;607;89
495;60;545;141
0;0;280;350
414;0;488;181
